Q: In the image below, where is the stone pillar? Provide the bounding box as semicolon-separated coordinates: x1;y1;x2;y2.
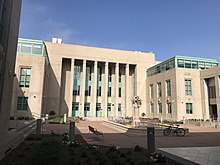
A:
115;63;119;118
68;59;75;117
80;60;86;119
125;64;130;117
92;61;98;117
215;76;220;121
103;62;108;119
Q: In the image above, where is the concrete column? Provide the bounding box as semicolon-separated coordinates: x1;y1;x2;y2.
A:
125;64;130;117
115;63;119;118
68;59;74;117
215;76;220;120
92;61;98;117
80;60;86;119
103;62;108;119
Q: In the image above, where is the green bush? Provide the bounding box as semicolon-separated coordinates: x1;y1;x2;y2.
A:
49;110;56;116
49;117;64;124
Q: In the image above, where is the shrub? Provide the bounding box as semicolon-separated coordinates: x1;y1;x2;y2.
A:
49;117;64;124
49;111;56;116
10;116;14;120
17;116;24;120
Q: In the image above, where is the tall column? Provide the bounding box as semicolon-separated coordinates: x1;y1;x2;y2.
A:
125;64;130;117
68;59;75;117
103;62;108;119
115;63;119;118
80;60;86;119
92;61;98;117
215;76;220;120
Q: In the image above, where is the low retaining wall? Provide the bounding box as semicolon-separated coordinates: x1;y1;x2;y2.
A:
103;120;189;136
0;120;38;160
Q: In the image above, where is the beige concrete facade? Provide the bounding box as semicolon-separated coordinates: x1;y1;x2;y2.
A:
0;0;22;134
12;39;156;121
11;39;220;122
146;60;220;121
45;42;155;120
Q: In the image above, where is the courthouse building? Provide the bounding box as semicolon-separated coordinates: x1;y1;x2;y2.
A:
10;38;220;121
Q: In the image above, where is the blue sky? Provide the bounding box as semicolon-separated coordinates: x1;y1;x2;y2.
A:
19;0;220;62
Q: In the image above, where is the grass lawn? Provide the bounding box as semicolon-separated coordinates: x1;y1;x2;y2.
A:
0;134;182;165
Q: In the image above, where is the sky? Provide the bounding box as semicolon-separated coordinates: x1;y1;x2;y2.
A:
19;0;220;62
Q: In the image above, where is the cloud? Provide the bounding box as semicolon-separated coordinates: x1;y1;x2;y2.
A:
43;19;80;43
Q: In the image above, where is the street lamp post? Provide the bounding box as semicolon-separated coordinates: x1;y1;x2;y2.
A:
131;96;142;127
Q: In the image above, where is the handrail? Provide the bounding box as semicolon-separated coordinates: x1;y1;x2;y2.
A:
14;120;37;132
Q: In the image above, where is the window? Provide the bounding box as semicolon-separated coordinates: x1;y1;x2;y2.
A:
150;84;153;99
186;103;193;114
158;103;162;113
73;65;81;96
119;71;122;83
205;62;212;69
118;103;121;112
107;103;111;111
85;66;91;96
108;67;112;82
108;86;111;97
185;79;192;96
19;68;31;88
98;66;102;81
96;103;101;111
166;80;171;96
119;87;122;97
84;102;90;117
167;103;172;114
17;97;28;111
97;86;101;96
157;82;162;97
177;59;184;68
208;86;216;99
199;62;205;70
150;103;154;113
32;44;43;54
192;61;198;69
185;60;191;68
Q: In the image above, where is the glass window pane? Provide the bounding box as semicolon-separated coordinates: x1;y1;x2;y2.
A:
185;60;191;68
32;44;42;54
21;43;32;53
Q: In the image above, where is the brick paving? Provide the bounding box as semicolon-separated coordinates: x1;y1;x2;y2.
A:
41;121;220;149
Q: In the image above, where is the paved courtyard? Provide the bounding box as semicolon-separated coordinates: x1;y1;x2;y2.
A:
41;121;220;164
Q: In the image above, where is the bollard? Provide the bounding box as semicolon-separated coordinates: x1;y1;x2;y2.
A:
147;127;155;154
45;114;49;124
64;114;67;123
69;121;75;143
36;119;42;135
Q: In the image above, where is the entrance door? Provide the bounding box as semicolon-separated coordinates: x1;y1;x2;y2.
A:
107;103;111;117
96;103;102;117
72;102;79;117
210;105;218;119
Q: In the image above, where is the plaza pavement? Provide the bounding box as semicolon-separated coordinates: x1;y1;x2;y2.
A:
41;121;220;165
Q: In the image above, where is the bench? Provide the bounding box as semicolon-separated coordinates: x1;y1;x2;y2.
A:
88;126;104;139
